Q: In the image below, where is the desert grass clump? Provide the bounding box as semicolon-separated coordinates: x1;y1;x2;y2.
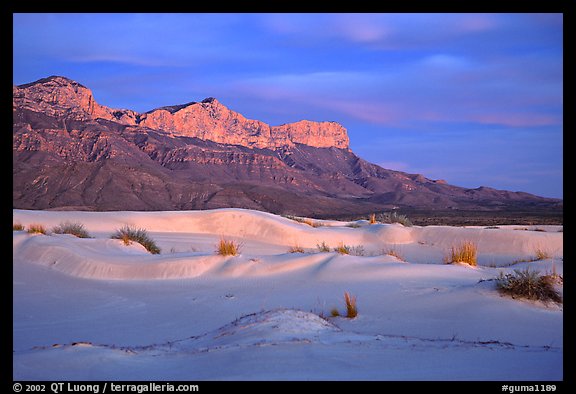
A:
316;241;331;253
344;292;358;318
369;213;377;224
496;268;562;303
216;238;240;256
27;223;47;235
445;241;477;266
111;225;161;254
13;223;25;231
288;244;305;253
333;242;351;255
330;307;341;317
52;221;91;238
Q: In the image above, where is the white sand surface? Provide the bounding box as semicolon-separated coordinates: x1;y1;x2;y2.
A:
13;208;563;380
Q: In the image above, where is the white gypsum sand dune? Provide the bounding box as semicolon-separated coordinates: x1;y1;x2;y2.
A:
13;209;563;380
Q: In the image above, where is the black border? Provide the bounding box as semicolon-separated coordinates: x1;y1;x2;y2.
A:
7;1;573;389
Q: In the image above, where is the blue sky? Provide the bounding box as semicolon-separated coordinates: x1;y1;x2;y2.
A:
13;13;563;198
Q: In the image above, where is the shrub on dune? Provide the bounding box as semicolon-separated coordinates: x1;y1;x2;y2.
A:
375;212;413;227
496;268;562;303
445;241;477;266
333;242;351;255
111;225;161;254
216;238;240;256
27;223;47;235
13;223;25;231
316;241;331;253
52;221;91;238
288;245;305;253
349;245;365;256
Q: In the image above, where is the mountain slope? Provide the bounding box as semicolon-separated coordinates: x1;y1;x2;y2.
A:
13;76;561;217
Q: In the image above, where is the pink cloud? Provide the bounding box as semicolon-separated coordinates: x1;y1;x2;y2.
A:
470;113;562;127
313;99;404;125
455;14;499;33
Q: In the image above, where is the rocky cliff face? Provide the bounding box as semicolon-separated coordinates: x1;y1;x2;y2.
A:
13;76;139;124
13;76;349;150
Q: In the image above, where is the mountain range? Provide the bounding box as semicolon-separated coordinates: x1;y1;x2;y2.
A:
13;76;561;218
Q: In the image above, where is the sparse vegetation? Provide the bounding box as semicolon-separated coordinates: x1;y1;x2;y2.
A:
333;242;351;255
330;292;358;318
111;225;161;254
349;245;366;256
346;223;362;228
383;248;406;261
316;241;331;253
288;244;305;253
485;226;500;229
369;213;377;224
216;238;240;256
344;292;358;318
285;215;323;228
27;223;48;235
13;223;25;231
511;247;552;265
496;268;562;303
534;248;551;261
445;241;477;266
52;221;91;238
374;212;412;227
315;242;365;256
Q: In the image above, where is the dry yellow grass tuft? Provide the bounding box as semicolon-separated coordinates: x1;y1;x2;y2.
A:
445;241;477;266
216;238;240;256
27;223;47;235
333;242;351;255
369;213;377;224
344;292;358;318
111;225;161;254
534;248;551;261
288;245;305;253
